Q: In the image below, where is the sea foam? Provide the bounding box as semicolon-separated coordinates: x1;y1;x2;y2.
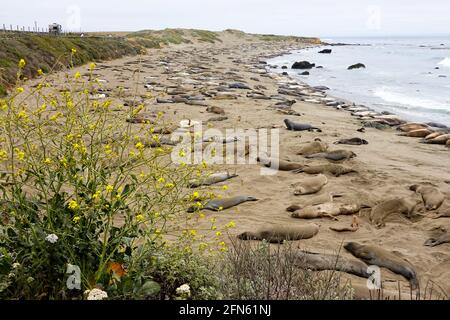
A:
438;57;450;67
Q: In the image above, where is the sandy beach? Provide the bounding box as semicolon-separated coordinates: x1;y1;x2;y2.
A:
24;32;450;299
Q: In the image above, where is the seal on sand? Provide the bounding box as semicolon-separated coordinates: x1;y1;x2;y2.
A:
305;150;356;161
398;129;434;138
292;174;328;195
293;250;370;278
295;139;329;155
369;197;422;228
238;224;319;243
344;242;419;290
293;163;357;177
410;184;445;210
284;119;321;132
397;123;428;132
422;133;450;144
424;227;450;247
333;137;368;145
188;171;238;188
188;196;258;212
291;203;363;220
257;154;305;171
286;192;343;212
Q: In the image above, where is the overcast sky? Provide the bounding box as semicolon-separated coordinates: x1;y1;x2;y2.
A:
1;0;449;37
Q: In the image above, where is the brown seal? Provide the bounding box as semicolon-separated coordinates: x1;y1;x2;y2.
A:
424;227;450;247
344;242;419;290
333;137;368;145
293;250;370;278
422;133;450;144
305;150;356;161
238;223;319;243
292;174;328;195
291;202;362;220
369;197;422;228
206;106;225;115
397;123;428;132
410;184;445;210
295;139;329;156
398;129;434;138
257;154;305;171
294;164;356;177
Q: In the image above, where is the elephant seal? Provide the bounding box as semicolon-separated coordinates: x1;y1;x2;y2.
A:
294;164;356;177
425;132;444;140
369;197;422;228
422;133;450;144
397;123;428;132
291;202;362;220
295;139;329;155
293;250;370;278
431;201;450;219
344;242;419;290
292;174;328;195
257;154;305;171
424;227;450;247
206;106;225;115
410;184;445;210
238;224;319;243
305;150;356;161
333;138;368;145
284;119;321;132
447;140;450;148
286;193;343;212
330;216;361;232
188;172;238;188
188;196;257;212
398;129;434;138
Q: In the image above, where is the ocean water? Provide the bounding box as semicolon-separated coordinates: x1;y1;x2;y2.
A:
267;37;450;126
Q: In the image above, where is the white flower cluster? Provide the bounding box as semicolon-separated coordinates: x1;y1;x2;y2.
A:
176;284;191;296
45;234;58;244
85;288;108;300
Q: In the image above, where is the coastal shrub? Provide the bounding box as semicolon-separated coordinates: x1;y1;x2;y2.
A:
0;54;227;300
218;239;354;300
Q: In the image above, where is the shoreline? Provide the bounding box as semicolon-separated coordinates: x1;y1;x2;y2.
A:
16;35;450;299
267;42;450;130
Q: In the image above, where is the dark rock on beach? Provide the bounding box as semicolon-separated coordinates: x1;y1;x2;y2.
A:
292;61;315;69
300;71;310;75
318;49;332;54
348;63;366;70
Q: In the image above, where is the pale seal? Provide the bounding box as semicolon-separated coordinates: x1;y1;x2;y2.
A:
410;184;445;211
292;174;328;195
188;196;258;212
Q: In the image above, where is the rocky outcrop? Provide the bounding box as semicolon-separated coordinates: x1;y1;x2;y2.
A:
292;61;315;69
348;63;366;70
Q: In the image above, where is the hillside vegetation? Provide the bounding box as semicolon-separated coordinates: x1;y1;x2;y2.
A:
0;29;321;96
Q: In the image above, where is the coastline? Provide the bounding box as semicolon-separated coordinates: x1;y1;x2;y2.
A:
19;35;450;299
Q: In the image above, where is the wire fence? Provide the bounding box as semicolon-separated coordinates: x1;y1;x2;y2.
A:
0;23;84;38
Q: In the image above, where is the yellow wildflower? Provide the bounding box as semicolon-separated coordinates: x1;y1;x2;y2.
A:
135;142;144;150
90;62;96;70
73;216;81;223
92;191;101;200
157;177;165;183
68;200;79;211
37;69;44;76
222;185;229;191
0;149;8;161
16;87;24;93
105;185;114;193
226;221;236;229
190;230;197;237
74;71;81;79
43;158;52;165
15;149;25;161
215;231;222;237
71;48;77;54
18;59;26;68
136;214;145;223
165;183;175;189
